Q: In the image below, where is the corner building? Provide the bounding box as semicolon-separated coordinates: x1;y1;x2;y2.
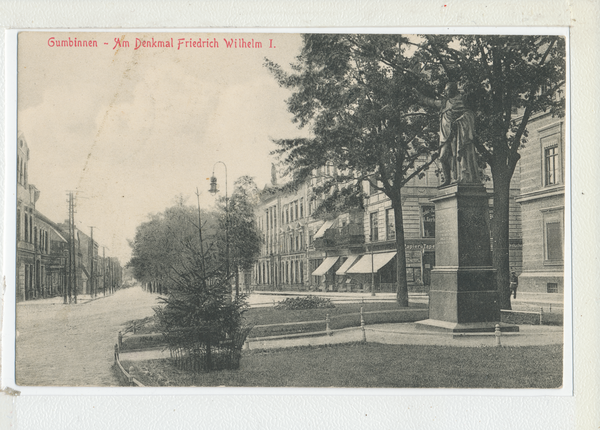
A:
516;112;565;294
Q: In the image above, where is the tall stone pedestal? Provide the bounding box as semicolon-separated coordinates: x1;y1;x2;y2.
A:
416;183;518;333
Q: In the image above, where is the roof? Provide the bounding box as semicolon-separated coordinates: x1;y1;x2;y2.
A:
34;210;68;243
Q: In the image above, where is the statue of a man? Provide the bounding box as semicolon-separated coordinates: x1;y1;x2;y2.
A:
413;83;479;185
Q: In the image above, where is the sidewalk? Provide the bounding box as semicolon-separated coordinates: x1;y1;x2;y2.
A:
16;294;110;306
248;290;562;310
247;322;563;350
248;290;427;307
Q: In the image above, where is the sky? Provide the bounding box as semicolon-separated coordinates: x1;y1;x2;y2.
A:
17;31;309;264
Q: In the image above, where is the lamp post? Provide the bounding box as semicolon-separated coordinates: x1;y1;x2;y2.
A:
209;161;232;296
369;235;376;297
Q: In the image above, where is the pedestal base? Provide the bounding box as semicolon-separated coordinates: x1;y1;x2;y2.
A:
415;319;519;333
417;183;517;333
428;287;500;323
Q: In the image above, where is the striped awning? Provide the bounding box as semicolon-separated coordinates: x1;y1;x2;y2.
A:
311;256;339;276
335;255;360;275
313;220;335;239
345;252;397;274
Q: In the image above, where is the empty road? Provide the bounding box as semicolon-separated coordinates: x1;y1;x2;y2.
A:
15;286;159;386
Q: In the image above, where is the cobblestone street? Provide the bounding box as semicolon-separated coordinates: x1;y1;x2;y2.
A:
15;286;159;386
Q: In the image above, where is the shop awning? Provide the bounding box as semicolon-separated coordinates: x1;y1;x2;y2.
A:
335;255;360;275
346;252;397;274
313;220;335;239
311;256;339;276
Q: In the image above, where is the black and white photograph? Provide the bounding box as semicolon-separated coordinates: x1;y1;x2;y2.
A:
9;30;569;390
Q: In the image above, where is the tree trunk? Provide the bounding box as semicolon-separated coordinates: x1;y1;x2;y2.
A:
491;167;512;310
392;196;409;307
235;269;240;297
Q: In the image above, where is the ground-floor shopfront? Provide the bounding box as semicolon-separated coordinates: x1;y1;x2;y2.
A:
249;239;437;293
16;249;66;302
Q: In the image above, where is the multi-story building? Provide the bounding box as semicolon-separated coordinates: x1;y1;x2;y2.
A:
358;165;523;293
16;132;69;301
350;167;441;293
250;164;364;292
252;179;311;291
516;112;565;294
55;223;105;296
248;157;523;295
16;131;122;301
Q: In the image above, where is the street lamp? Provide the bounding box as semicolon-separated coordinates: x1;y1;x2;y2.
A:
369;235;376;297
209;161;232;296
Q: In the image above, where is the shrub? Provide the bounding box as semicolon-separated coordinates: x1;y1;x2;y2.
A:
274;295;335;310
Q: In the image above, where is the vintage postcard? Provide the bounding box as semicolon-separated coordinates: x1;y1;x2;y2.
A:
5;29;571;395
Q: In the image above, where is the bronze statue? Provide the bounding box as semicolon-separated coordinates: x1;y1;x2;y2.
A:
413;83;479;185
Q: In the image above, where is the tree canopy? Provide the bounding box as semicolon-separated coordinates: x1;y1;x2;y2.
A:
266;34;441;306
410;35;566;308
267;33;566;309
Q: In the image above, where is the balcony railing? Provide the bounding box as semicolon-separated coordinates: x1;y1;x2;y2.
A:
313;224;365;249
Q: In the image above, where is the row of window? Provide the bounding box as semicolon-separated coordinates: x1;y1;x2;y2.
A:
256;259;304;285
263;204;437;255
17;208;50;253
264;230;306;255
262;198;309;232
310;164;337;187
17;154;28;187
369;206;435;242
282;198;304;225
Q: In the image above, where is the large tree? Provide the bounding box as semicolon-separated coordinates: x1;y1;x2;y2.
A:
266;34;440;306
410;35;566;309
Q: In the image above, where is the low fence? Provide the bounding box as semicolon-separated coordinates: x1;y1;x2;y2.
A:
246;307;429;342
501;307;562;326
114;325;252;381
113;342;145;387
246;306;369;346
118;333;164;352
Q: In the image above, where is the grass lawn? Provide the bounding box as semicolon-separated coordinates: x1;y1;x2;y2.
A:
244;301;428;338
120;342;562;388
122;301;428;339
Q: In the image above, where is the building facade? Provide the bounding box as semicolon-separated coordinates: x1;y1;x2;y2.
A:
16;132;69;301
248;158;523;295
360;166;523;294
252;180;311;291
16;131;122;301
516;112;565;294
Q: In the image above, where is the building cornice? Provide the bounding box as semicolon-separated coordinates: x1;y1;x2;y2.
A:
515;185;564;204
